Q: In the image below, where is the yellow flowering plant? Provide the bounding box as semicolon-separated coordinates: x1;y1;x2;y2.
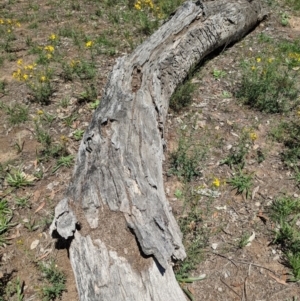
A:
62;58;96;81
212;178;220;188
85;40;93;48
12;61;54;104
133;0;164;19
49;33;57;41
48;33;59;45
249;132;258;141
237;54;299;113
287;52;300;68
0;18;20;32
61;60;79;81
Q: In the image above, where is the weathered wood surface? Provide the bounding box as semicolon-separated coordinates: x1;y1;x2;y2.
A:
50;1;266;300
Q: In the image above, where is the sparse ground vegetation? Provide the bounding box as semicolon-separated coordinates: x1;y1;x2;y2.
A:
1;0;300;300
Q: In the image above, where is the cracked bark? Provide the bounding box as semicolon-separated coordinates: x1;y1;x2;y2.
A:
50;1;266;300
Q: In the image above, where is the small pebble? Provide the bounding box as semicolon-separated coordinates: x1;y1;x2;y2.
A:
211;243;218;250
30;239;39;250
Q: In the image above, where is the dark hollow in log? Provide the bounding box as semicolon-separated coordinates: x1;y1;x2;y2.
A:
50;1;267;300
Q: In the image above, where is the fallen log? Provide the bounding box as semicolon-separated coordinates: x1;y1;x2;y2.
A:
50;1;266;300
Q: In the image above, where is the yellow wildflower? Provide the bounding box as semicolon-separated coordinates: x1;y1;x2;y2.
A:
44;45;54;52
36;109;44;115
145;0;154;8
47;53;52;59
49;33;57;41
0;19;4;24
288;52;300;62
12;69;22;79
268;58;274;63
251;66;256;71
250;132;257;141
134;1;141;10
7;29;11;33
85;41;93;48
60;135;68;142
17;59;23;65
25;64;34;70
213;178;220;188
40;76;46;82
16;22;21;27
22;74;28;81
256;57;261;63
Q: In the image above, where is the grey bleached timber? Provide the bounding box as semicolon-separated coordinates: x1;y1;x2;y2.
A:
50;1;266;300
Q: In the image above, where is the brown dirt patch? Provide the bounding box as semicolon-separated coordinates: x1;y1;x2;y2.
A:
290;16;300;31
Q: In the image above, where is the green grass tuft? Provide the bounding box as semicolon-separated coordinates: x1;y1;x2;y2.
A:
170;80;195;112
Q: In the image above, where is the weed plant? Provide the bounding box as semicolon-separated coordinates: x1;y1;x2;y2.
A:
12;60;54;104
0;199;15;247
227;169;253;199
285;0;300;10
62;113;78;128
269;196;300;281
279;39;300;55
1;276;24;301
14;138;25;154
0;199;12;216
238;232;251;249
269;197;300;221
41;111;56;125
63;59;96;80
271;118;300;168
221;129;253;169
24;217;39;232
79;84;98;103
3;103;29;125
0;80;5;93
73;129;84;141
6;169;34;188
89;99;100;110
169;80;195;112
52;155;74;173
175;189;209;278
34;122;66;161
213;69;226;80
169;131;206;182
15;196;31;209
39;261;66;301
236;56;299;113
59;97;70;108
15;277;24;301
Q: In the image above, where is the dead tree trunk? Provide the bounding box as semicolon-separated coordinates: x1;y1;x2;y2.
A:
50;1;266;300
